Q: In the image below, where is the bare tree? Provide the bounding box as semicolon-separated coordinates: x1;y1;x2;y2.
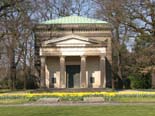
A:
32;0;95;22
0;0;34;89
95;0;130;83
124;0;155;72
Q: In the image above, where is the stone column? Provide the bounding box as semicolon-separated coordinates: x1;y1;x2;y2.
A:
60;56;66;88
40;56;46;88
45;63;49;88
100;55;106;88
81;56;87;88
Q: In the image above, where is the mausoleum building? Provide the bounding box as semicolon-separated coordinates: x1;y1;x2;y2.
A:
34;16;112;89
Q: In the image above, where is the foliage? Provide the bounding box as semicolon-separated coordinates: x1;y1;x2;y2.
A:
114;77;123;89
0;77;9;89
128;73;151;89
26;75;39;89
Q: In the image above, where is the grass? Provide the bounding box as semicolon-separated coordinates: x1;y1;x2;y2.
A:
0;89;32;93
113;97;155;103
0;105;155;116
0;98;29;104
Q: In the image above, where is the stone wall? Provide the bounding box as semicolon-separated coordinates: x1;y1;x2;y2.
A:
46;56;60;88
86;56;100;88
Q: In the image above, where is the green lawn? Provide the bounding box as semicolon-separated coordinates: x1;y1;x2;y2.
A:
0;105;155;116
113;97;155;103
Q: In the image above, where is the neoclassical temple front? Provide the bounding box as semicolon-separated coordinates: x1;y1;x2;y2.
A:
34;16;112;89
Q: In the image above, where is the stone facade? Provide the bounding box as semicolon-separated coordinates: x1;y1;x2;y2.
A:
34;16;112;89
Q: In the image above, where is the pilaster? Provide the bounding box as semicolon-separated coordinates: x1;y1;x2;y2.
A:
81;56;87;88
100;55;106;88
40;56;46;88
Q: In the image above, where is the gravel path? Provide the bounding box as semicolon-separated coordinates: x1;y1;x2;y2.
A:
0;102;155;107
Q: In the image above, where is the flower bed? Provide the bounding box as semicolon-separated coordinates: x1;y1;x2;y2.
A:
0;91;155;104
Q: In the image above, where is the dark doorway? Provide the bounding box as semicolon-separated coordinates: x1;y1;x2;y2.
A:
66;65;80;88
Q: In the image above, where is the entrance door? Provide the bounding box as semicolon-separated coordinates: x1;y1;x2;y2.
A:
66;65;80;88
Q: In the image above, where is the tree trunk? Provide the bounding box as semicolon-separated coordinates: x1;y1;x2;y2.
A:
23;41;28;90
117;52;122;79
9;49;16;90
23;71;27;90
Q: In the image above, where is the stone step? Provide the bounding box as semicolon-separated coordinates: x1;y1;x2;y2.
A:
83;97;105;102
37;98;60;103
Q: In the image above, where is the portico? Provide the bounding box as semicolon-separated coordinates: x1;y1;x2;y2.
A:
40;35;106;88
40;56;106;88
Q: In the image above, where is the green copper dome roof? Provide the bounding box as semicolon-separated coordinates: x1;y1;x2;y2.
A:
41;16;108;24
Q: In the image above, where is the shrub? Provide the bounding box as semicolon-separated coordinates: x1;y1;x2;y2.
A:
15;75;39;89
122;78;131;89
114;77;123;89
26;75;39;89
128;73;151;89
0;77;9;89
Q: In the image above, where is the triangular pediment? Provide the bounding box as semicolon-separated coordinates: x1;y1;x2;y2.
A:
42;35;102;46
55;38;91;44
